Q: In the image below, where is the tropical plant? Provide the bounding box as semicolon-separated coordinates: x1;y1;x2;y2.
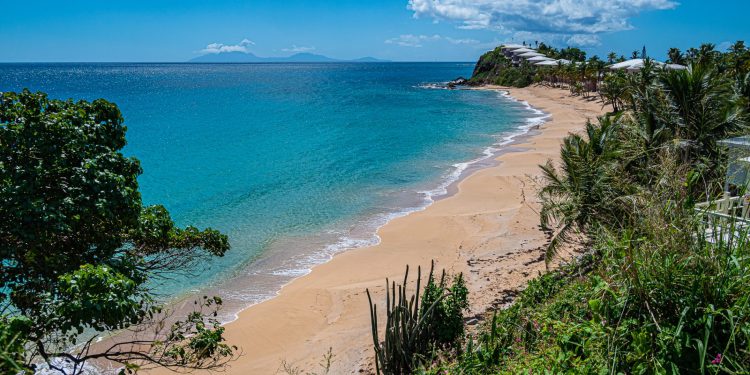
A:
600;71;628;112
659;64;746;165
539;117;623;265
0;90;235;374
418;41;750;375
607;52;618;65
667;47;686;65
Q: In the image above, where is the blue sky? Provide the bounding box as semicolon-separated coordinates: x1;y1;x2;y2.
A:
1;0;747;62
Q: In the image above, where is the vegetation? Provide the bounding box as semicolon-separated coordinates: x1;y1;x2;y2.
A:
469;41;750;105
468;42;589;88
469;47;536;88
417;42;750;373
367;262;468;374
0;91;236;374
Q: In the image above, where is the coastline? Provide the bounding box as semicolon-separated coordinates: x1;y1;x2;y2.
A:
158;83;549;327
151;85;605;374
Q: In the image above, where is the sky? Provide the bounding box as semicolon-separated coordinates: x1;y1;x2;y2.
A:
0;0;748;62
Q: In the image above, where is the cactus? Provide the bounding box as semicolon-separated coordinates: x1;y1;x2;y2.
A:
366;261;455;375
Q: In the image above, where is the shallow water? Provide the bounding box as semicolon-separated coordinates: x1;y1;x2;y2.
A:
0;62;540;321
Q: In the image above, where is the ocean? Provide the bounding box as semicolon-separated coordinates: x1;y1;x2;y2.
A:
0;62;542;322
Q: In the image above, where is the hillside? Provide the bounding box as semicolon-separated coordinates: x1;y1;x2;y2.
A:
467;47;535;87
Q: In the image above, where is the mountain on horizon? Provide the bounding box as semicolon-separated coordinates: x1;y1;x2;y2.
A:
189;52;390;63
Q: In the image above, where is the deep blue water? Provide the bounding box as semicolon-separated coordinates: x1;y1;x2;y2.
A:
0;63;536;317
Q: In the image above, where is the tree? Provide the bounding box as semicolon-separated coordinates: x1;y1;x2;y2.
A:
659;64;746;164
667;47;685;65
727;40;749;76
696;43;718;66
559;47;586;62
539;117;623;265
607;52;618;65
600;71;628;112
0;90;236;374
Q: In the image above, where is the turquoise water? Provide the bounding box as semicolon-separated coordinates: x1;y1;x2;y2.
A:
0;63;538;319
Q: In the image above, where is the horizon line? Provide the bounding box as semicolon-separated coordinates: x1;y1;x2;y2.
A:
0;60;476;64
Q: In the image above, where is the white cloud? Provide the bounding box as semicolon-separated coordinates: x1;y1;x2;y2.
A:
445;37;480;45
385;34;442;47
199;38;255;55
566;34;601;47
407;0;678;45
385;34;478;47
281;45;316;53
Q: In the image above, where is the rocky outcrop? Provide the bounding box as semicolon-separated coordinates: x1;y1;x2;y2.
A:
447;77;468;89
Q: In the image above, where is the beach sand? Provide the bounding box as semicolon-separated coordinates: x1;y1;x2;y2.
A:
151;85;606;374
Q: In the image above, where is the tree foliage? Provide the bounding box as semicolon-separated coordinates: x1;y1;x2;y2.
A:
0;90;235;374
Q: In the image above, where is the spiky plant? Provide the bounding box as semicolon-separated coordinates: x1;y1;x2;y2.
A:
366;262;467;375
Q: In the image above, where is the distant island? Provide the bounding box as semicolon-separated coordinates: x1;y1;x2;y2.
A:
189;51;390;63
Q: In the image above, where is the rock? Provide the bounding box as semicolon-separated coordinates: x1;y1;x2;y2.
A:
447;76;469;89
466;318;480;326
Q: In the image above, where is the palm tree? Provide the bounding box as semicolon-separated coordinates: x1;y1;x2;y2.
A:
686;47;699;63
539;117;621;266
696;43;717;66
667;48;685;65
588;56;606;92
659;63;746;169
600;71;628;112
607;52;617;65
621;79;675;184
728;41;749;76
730;40;746;54
736;72;750;113
631;50;640;59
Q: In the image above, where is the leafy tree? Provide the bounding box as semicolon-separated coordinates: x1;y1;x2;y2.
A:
559;47;586;62
0;90;235;374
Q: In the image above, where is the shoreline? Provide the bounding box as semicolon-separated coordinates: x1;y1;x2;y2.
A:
155;86;550;327
150;85;605;374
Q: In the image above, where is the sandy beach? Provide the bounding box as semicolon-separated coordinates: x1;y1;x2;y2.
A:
153;85;605;374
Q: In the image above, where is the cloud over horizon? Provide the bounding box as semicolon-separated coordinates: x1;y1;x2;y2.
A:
281;45;316;53
199;38;255;54
407;0;678;46
385;34;479;47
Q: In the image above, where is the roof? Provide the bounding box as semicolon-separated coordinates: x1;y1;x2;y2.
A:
527;56;555;62
666;63;688;70
510;48;536;55
535;60;561;66
720;135;750;148
609;58;644;69
608;58;687;71
518;52;545;57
